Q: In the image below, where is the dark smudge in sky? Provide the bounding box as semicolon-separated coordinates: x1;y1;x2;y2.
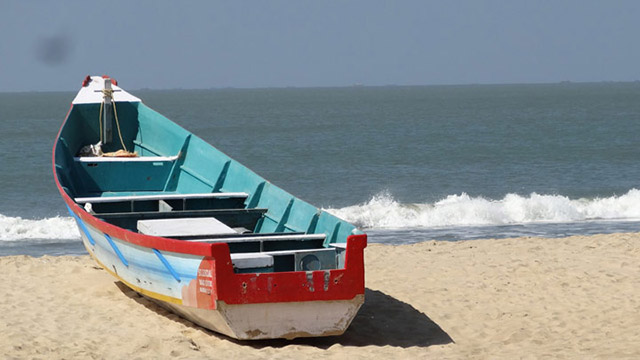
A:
35;34;74;66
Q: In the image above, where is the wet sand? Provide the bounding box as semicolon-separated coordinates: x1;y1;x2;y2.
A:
2;233;640;359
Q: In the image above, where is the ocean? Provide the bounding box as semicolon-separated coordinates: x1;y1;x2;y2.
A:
1;82;640;256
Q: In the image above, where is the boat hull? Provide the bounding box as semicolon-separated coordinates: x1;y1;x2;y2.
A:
68;199;366;340
54;76;367;340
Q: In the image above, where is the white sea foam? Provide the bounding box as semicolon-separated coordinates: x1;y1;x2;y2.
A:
0;215;80;241
4;189;640;241
324;189;640;229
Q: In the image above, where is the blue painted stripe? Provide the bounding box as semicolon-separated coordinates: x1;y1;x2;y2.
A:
153;248;181;283
67;205;96;246
105;234;129;267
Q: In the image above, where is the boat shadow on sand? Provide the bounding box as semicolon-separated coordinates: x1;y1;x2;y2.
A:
116;282;453;349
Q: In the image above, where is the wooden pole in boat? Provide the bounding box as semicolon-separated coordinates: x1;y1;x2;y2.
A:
102;78;113;144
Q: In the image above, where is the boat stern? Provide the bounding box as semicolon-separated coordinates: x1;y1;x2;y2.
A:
175;234;367;339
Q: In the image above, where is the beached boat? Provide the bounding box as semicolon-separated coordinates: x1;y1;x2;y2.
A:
52;76;366;340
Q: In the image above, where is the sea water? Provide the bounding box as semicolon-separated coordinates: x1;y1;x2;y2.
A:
1;83;640;256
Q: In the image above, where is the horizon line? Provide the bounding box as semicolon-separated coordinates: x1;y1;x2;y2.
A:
2;79;640;94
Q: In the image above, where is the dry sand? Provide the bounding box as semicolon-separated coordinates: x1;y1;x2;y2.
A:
2;233;640;359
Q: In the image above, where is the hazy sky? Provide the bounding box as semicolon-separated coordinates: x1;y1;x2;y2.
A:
2;1;639;92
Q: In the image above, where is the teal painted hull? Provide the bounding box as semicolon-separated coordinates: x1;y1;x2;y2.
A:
52;76;366;339
55;99;361;243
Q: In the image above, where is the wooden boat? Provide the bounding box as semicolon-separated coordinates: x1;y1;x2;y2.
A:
52;76;366;340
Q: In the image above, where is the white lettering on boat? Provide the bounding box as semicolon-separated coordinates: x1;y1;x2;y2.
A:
198;269;213;278
199;287;211;295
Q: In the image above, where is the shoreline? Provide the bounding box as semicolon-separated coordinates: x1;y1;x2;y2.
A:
3;232;640;358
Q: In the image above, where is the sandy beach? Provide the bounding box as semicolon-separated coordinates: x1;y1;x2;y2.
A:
2;233;640;359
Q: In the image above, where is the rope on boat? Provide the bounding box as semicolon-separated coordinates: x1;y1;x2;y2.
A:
78;77;137;158
98;101;104;143
100;87;130;154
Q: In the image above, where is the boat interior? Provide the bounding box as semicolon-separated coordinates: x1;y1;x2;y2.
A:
55;101;360;273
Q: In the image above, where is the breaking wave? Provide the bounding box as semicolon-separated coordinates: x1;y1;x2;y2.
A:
0;214;80;241
4;189;640;241
324;189;640;229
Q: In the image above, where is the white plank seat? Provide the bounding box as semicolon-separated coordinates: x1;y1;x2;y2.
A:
75;192;249;213
73;155;179;163
75;192;249;204
187;233;327;243
328;242;347;249
137;217;238;237
229;253;274;270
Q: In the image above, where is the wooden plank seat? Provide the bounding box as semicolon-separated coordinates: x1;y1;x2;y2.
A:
136;217;325;243
230;253;274;270
74;155;180;163
96;208;267;220
173;231;327;254
137;217;330;270
97;208;267;232
75;192;248;204
185;233;326;243
328;242;347;249
75;192;249;214
137;217;237;237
